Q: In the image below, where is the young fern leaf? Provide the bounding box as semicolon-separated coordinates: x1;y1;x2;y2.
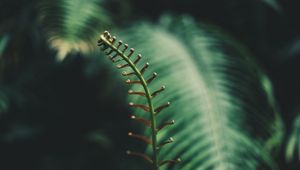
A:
97;31;180;170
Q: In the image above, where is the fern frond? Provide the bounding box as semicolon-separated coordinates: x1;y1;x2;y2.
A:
97;31;180;170
39;0;111;60
114;15;281;170
286;114;300;161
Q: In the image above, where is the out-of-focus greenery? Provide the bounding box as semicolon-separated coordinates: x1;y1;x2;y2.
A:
286;114;300;161
122;15;282;170
39;0;111;60
0;0;300;170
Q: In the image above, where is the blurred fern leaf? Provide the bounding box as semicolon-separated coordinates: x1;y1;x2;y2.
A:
286;114;300;161
118;15;282;170
39;0;111;60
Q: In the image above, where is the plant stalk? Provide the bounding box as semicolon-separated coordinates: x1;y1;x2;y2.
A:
100;35;159;169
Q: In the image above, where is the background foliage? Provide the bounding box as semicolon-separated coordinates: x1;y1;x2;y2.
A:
0;0;300;169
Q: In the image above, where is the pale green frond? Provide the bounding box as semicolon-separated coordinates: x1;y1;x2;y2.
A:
118;15;279;170
260;74;284;152
39;0;111;60
286;114;300;161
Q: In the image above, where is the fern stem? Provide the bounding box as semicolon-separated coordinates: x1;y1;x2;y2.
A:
99;35;159;170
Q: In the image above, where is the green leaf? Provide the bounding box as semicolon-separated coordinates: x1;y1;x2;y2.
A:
118;15;280;169
39;0;111;60
286;114;300;161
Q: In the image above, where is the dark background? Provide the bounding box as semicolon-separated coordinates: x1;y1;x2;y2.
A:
0;0;300;169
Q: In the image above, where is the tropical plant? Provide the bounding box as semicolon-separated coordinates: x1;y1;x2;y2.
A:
98;30;181;170
96;15;283;170
1;0;300;170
